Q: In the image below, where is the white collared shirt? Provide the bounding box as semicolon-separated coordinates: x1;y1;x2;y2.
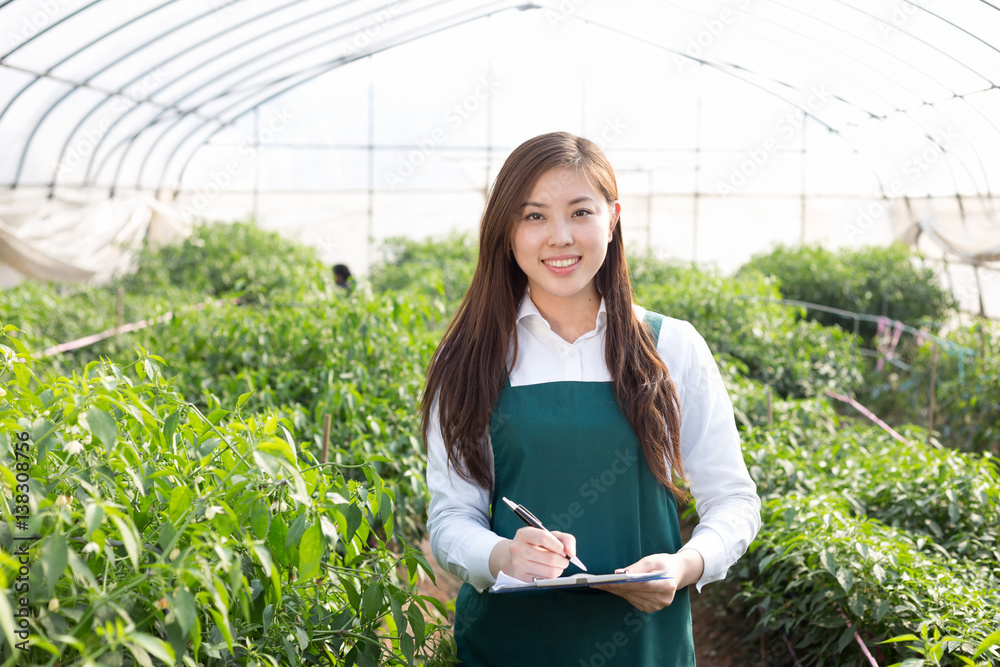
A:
425;291;762;593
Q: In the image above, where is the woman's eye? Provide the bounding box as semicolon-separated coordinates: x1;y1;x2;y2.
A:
525;212;543;221
573;209;592;217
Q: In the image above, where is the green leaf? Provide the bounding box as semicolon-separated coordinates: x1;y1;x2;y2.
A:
238;391;254;408
361;582;382;621
400;633;414;666
835;567;853;593
342;577;361;612
406;605;426;646
85;407;118;451
836;626;856;654
298;523;324;580
167;486;193;523
253;544;274;578
163;410;180;445
820;549;836;575
41;533;68;599
0;582;17;649
263;603;275;633
172;588;197;638
974;627;1000;658
67;551;98;588
111;515;141;572
389;592;406;636
130;632;175;664
85;503;105;539
345;504;363;542
294;626;309;651
267;516;289;567
143;358;161;383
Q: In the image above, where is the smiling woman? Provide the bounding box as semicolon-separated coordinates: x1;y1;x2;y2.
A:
511;166;618;342
421;131;761;666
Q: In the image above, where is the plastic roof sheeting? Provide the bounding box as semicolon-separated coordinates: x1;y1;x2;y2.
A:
0;0;998;195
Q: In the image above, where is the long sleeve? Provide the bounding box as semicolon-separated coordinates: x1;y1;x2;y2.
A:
660;319;762;592
425;398;505;592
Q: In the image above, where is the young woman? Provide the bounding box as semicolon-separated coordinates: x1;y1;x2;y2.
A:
423;131;761;665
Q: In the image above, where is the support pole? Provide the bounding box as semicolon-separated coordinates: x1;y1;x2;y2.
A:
321;414;332;465
927;342;938;443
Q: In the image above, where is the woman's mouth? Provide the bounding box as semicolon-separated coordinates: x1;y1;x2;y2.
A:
542;257;581;268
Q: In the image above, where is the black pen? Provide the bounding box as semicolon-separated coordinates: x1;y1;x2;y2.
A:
501;497;587;570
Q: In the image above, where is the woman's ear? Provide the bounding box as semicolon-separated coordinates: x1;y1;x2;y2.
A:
608;201;621;242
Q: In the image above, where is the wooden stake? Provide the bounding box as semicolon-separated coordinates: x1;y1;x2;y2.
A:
321;414;332;464
766;386;773;429
928;342;938;443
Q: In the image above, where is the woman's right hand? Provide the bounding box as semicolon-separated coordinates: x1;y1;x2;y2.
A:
489;527;577;582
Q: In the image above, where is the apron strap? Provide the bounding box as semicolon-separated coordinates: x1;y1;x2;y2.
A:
642;309;664;344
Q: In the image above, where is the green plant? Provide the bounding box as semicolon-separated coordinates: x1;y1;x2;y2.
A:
738;243;956;342
631;257;864;398
0;327;454;665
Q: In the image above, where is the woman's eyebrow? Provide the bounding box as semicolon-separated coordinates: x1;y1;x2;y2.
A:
521;195;595;209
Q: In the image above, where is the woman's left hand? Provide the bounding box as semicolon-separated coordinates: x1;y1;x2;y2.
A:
593;550;704;613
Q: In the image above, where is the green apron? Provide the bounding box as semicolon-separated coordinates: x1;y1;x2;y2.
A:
454;312;695;666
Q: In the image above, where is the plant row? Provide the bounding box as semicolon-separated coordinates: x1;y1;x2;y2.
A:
0;329;454;665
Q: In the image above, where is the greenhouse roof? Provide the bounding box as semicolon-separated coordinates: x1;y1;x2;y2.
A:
0;0;999;309
1;0;999;194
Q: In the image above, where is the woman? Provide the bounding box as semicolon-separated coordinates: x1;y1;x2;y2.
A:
423;131;760;665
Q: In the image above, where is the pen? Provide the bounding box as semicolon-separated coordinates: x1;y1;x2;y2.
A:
501;497;587;571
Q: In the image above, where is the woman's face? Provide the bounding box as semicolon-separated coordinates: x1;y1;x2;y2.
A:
511;166;620;308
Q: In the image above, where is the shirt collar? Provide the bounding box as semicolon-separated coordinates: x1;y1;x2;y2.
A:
516;287;608;332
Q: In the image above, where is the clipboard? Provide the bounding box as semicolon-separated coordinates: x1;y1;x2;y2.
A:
489;569;671;593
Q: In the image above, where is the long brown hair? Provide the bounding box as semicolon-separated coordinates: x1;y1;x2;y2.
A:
421;131;687;500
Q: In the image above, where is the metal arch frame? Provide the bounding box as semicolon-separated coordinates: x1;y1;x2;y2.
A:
0;0;997;197
54;0;322;191
80;0;374;188
164;0;527;196
652;0;995;203
3;0;259;188
831;0;1000;217
122;0;457;191
141;0;992;199
753;0;1000;201
0;0;103;61
827;0;1000;196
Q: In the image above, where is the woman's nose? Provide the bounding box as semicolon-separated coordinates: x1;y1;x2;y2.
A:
547;216;573;246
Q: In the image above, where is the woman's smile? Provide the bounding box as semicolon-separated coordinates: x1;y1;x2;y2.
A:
511;166;619;310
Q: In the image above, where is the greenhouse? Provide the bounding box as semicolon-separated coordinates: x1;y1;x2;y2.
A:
1;0;998;665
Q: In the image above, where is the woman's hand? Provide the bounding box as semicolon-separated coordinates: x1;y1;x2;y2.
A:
593;550;704;613
489;528;578;582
